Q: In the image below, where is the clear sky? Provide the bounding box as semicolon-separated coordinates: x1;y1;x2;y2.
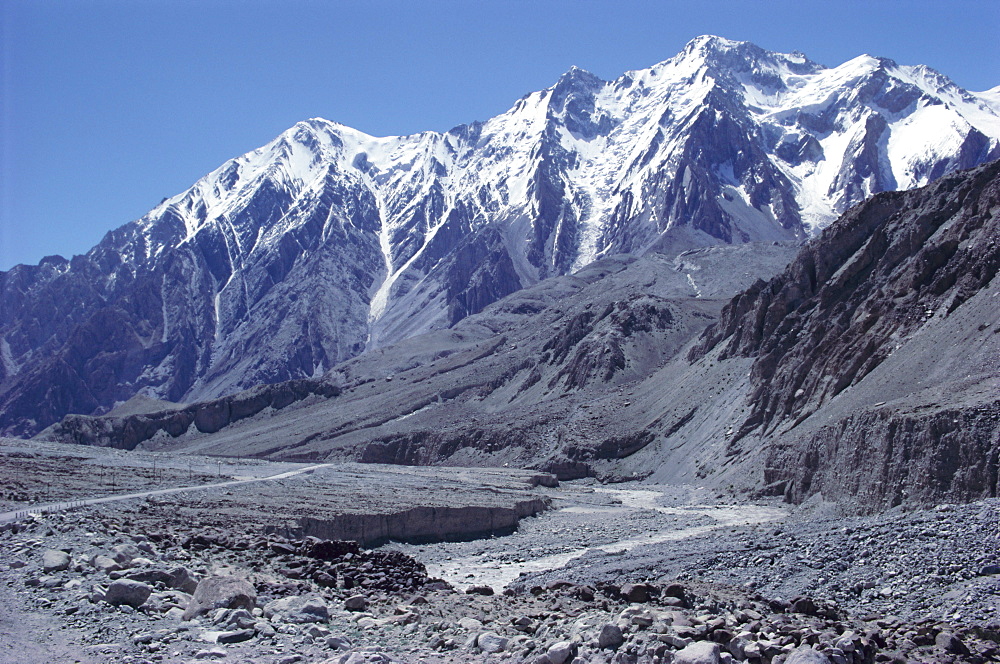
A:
2;0;998;270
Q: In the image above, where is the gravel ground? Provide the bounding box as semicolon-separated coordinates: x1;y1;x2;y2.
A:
1;445;999;663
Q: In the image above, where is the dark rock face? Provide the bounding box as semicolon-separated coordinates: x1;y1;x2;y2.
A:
765;403;1000;508
273;498;550;548
694;160;1000;437
691;160;1000;509
42;379;340;450
0;178;378;437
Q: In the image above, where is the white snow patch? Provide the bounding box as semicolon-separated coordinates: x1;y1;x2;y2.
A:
686;273;702;298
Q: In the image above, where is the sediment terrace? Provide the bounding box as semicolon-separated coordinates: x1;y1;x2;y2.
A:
0;439;554;545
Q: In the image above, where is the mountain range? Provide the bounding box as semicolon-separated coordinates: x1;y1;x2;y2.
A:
43;159;1000;514
3;35;1000;439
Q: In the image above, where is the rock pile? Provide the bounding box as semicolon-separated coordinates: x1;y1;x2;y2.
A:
3;495;1000;664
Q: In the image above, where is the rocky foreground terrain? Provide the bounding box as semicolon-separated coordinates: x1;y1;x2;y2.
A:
2;440;999;664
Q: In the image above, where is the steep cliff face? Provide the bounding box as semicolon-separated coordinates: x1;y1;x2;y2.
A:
693;160;1000;438
688;160;1000;510
4;36;999;436
763;402;1000;509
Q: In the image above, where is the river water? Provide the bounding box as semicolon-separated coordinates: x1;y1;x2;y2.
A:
390;483;787;591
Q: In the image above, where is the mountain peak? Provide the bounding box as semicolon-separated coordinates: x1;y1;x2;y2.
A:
684;34;746;54
554;65;604;90
676;35;820;77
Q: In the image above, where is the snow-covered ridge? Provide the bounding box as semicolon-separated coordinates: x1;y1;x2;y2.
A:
132;35;1000;273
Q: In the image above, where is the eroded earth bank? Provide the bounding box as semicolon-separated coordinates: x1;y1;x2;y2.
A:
2;439;999;664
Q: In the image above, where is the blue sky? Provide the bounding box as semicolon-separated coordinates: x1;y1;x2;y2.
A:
2;0;998;270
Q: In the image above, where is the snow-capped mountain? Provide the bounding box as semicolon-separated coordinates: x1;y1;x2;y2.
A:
2;36;998;436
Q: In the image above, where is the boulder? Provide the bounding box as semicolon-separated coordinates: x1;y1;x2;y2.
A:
91;554;122;574
784;646;833;664
264;595;331;623
343;595;369;612
674;641;721;664
465;584;494;596
477;632;508;653
42;549;71;573
935;632;969;655
216;628;255;644
104;579;152;608
110;543;142;566
546;641;576;664
790;596;819;616
168;566;198;594
621;582;652;603
598;623;624;649
126;567;173;586
182;576;256;620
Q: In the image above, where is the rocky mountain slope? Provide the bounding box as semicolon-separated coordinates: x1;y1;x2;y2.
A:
41;242;800;475
43;160;1000;514
4;36;1000;436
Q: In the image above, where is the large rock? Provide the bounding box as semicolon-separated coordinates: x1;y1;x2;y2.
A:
621;582;653;603
182;576;257;620
546;641;576;664
343;595;368;612
674;641;721;664
41;549;70;573
168;565;198;594
264;595;330;623
477;632;508;654
104;579;152;608
216;628;255;644
126;567;174;586
785;647;833;664
598;623;624;649
91;554;122;574
110;543;142;567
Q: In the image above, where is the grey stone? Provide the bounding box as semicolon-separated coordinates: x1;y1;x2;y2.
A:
104;579;152;608
91;555;121;574
935;632;969;655
674;641;721;664
42;549;71;573
621;582;652;603
265;595;330;623
599;623;625;649
478;631;509;653
110;543;141;566
459;617;483;631
182;576;257;620
547;640;576;664
216;628;255;644
343;595;369;612
784;647;833;664
125;567;173;586
193;648;228;659
325;635;352;650
168;565;198;594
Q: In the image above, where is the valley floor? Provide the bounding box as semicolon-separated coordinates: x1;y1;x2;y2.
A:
0;439;998;663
